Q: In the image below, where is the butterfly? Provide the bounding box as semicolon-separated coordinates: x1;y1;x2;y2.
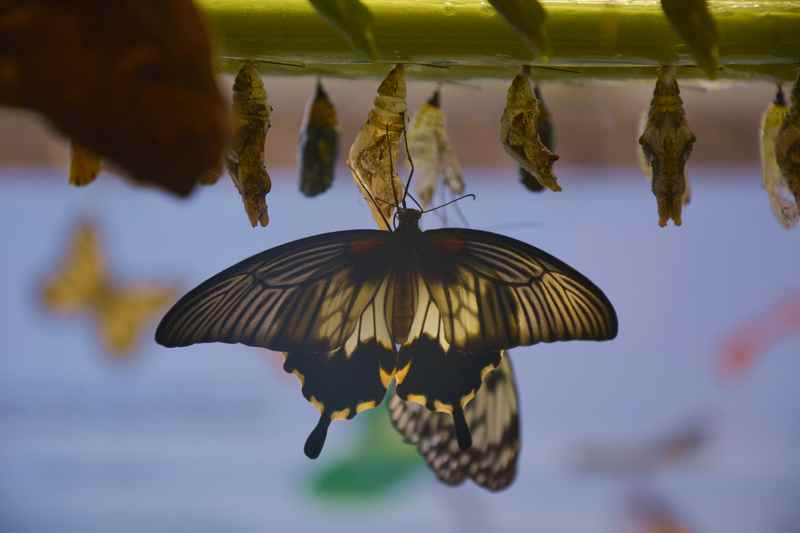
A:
156;197;618;459
41;222;177;357
388;350;520;491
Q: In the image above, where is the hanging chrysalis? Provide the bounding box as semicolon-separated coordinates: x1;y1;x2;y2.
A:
69;142;102;187
298;79;340;197
638;66;695;227
40;221;177;357
776;73;800;210
347;64;406;230
226;62;272;227
408;89;464;209
501;70;560;192
519;84;554;193
760;86;798;229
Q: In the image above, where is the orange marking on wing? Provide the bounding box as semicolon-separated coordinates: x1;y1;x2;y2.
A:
350;239;384;253
435;238;464;253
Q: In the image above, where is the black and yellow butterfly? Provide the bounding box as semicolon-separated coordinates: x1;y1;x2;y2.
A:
156;208;618;458
389;350;520;491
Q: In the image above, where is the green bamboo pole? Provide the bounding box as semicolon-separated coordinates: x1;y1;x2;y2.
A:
199;0;800;81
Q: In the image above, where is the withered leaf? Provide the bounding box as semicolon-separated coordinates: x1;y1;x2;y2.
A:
308;0;379;59
347;64;406;230
760;86;798;229
0;1;229;197
298;79;340;197
226;62;272;228
69;142;102;187
501;71;560;192
638;66;695;227
660;0;719;78
408;89;464;209
488;0;550;59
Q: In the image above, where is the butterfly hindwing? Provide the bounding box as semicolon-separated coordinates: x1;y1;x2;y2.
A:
283;279;396;459
155;230;392;353
394;276;501;450
389;352;520;491
419;228;618;352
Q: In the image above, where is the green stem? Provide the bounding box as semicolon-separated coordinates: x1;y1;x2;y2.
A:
199;0;799;81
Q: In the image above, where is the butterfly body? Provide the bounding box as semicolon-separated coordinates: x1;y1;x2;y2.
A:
156;208;617;458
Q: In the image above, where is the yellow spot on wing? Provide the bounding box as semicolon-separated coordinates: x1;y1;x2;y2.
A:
330;408;350;421
434;400;453;414
291;370;305;386
480;364;496;382
460;389;476;408
356;400;376;414
407;394;427;406
309;396;324;414
394;362;411;384
379;367;394;388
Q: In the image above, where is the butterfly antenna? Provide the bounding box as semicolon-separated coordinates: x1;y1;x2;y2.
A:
401;113;415;210
406;190;424;211
422;193;476;214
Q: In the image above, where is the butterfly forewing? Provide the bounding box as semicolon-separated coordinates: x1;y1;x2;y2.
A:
419;228;618;352
389;352;520;491
155;230;393;352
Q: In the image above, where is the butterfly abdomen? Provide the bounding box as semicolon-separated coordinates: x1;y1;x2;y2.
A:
391;270;417;343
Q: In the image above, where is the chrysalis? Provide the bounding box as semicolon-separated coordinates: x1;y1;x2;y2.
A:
776;73;800;210
226;62;272;227
69;142;102;187
347;64;406;230
519;84;554;193
40;222;177;357
408;89;464;209
638;66;695;227
501;71;560;192
298;79;340;197
760;86;798;229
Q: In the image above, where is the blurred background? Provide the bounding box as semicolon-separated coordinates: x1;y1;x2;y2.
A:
1;77;799;533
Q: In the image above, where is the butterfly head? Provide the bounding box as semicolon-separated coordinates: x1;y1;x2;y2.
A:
395;208;422;232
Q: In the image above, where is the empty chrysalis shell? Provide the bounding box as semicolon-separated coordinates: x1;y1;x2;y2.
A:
298;80;340;197
501;71;560;192
226;62;272;228
69;142;102;187
347;64;406;230
638;66;695;227
408;89;464;209
775;73;800;210
519;84;555;193
761;86;798;229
